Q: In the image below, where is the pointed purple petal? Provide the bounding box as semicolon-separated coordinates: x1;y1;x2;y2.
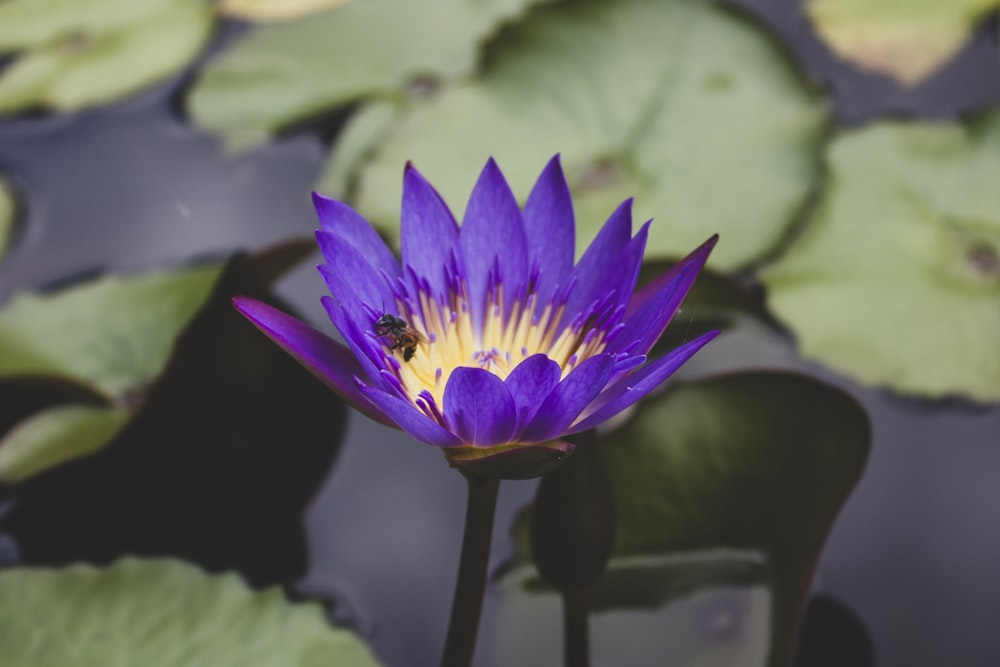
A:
569;330;720;434
320;295;391;392
504;354;562;435
627;234;718;317
520;353;616;443
562;199;634;320
608;235;716;356
443;366;517;446
459;158;529;331
359;384;464;447
233;296;393;426
523;155;574;304
400;164;460;299
312;193;400;281
316;231;397;323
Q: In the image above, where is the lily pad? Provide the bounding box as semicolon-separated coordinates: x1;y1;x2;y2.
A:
762;112;1000;401
0;558;380;666
0;404;130;484
0;0;213;113
501;371;869;666
218;0;352;23
186;0;551;149
0;178;14;261
0;264;222;399
0;251;347;586
341;0;826;269
805;0;999;86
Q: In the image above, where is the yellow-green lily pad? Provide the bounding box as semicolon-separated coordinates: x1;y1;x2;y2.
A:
0;404;130;484
0;558;380;666
805;0;999;86
0;178;14;261
0;0;213;113
763;112;1000;401
0;264;222;399
340;0;826;269
217;0;352;23
186;0;552;149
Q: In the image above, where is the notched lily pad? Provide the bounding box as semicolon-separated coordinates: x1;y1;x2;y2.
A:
186;0;551;149
502;371;869;666
0;558;380;666
345;0;826;269
763;112;1000;402
805;0;999;86
0;0;213;113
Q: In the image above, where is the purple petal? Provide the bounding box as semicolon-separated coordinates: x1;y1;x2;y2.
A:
316;231;396;324
607;235;716;357
627;234;718;317
312;193;400;281
562;199;634;321
459;158;529;331
320;295;391;391
443;366;518;446
523;155;574;304
233;296;393;426
504;354;562;435
519;353;615;443
400;164;460;300
568;330;720;434
359;384;464;447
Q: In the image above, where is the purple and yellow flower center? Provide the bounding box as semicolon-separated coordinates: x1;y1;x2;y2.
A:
381;277;617;419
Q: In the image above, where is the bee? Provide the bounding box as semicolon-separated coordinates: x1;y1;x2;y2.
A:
374;313;424;362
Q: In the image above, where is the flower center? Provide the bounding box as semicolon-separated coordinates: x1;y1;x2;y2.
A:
376;286;612;412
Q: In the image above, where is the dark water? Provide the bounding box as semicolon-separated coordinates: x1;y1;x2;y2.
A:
1;2;1000;666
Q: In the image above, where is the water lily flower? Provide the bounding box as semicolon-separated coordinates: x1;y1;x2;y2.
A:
234;156;717;479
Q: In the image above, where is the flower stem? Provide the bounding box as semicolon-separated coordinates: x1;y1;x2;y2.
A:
562;587;591;667
439;473;501;667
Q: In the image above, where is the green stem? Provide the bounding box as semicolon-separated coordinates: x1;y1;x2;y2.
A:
562;587;591;667
439;473;501;667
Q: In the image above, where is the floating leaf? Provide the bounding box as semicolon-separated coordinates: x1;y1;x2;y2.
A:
187;0;551;148
218;0;352;23
0;264;222;399
0;0;213;113
500;372;869;666
343;0;825;269
0;558;380;666
805;0;999;86
0;251;347;586
0;405;130;484
0;178;13;260
762;113;1000;401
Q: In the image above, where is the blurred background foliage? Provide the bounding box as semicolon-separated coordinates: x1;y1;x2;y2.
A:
0;0;997;665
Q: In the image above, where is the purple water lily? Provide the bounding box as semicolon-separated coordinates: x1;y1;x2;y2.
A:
234;156;717;479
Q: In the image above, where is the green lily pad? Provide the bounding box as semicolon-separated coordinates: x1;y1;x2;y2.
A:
0;0;213;113
501;371;869;666
340;0;826;269
186;0;551;149
0;558;380;666
762;113;1000;401
805;0;999;86
0;404;130;484
0;177;14;261
0;264;222;400
218;0;351;23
